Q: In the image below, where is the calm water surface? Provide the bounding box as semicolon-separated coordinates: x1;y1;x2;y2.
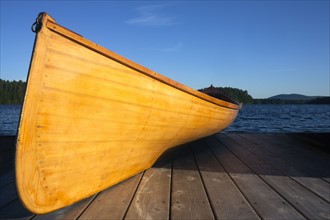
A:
225;104;330;133
0;105;21;136
0;104;329;136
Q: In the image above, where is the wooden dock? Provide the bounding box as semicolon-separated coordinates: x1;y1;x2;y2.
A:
1;133;329;219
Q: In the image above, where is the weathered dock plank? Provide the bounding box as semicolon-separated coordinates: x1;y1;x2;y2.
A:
206;136;306;220
125;164;171;219
0;136;16;175
261;133;330;183
171;147;214;219
221;134;330;219
252;134;329;177
191;140;260;219
240;133;330;202
79;173;143;219
0;170;14;188
1;133;329;219
0;199;33;220
0;183;17;208
34;195;96;220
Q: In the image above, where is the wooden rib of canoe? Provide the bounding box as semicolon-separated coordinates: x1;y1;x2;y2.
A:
16;12;240;214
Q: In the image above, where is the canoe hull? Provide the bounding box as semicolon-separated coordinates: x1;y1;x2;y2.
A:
16;13;240;214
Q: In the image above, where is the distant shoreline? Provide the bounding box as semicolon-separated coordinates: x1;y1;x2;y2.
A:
1;80;329;105
252;97;330;105
1;101;330;106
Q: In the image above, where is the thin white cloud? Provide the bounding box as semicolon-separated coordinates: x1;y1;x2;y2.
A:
160;43;183;52
269;68;295;72
144;43;183;52
126;4;176;27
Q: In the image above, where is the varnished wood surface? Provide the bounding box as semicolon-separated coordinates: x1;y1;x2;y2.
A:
1;133;329;219
16;13;239;214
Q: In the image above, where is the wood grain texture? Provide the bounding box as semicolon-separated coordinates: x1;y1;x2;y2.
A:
33;195;96;220
2;134;330;219
79;173;143;220
171;147;214;220
222;134;330;220
15;13;240;214
125;165;171;219
206;136;305;220
240;134;330;202
191;140;260;220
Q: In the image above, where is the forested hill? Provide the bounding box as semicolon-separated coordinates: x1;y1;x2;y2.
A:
1;80;254;105
0;80;328;104
268;94;320;100
199;85;253;104
0;79;26;104
198;86;330;104
254;95;330;104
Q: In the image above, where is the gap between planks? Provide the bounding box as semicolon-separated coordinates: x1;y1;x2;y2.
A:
1;133;329;220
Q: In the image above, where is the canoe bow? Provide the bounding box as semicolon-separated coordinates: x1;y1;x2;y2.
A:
15;12;240;214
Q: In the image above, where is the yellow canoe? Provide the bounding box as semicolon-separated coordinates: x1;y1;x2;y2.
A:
16;13;240;214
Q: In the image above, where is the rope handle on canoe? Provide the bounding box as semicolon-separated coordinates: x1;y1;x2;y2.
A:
31;12;45;33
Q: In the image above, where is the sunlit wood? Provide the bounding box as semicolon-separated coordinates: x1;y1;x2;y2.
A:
16;13;240;214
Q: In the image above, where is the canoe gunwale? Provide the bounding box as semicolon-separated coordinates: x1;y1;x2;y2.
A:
44;18;240;111
15;12;240;214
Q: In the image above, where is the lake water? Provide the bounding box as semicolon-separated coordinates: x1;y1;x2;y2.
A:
225;104;330;133
0;105;22;136
0;104;329;136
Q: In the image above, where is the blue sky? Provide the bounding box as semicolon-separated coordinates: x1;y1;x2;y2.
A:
1;1;329;98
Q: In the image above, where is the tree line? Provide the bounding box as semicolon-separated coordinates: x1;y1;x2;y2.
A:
199;85;330;104
0;79;329;105
198;85;253;104
220;87;254;104
0;79;26;104
253;97;330;104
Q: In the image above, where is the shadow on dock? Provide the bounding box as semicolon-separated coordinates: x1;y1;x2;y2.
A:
1;133;329;219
